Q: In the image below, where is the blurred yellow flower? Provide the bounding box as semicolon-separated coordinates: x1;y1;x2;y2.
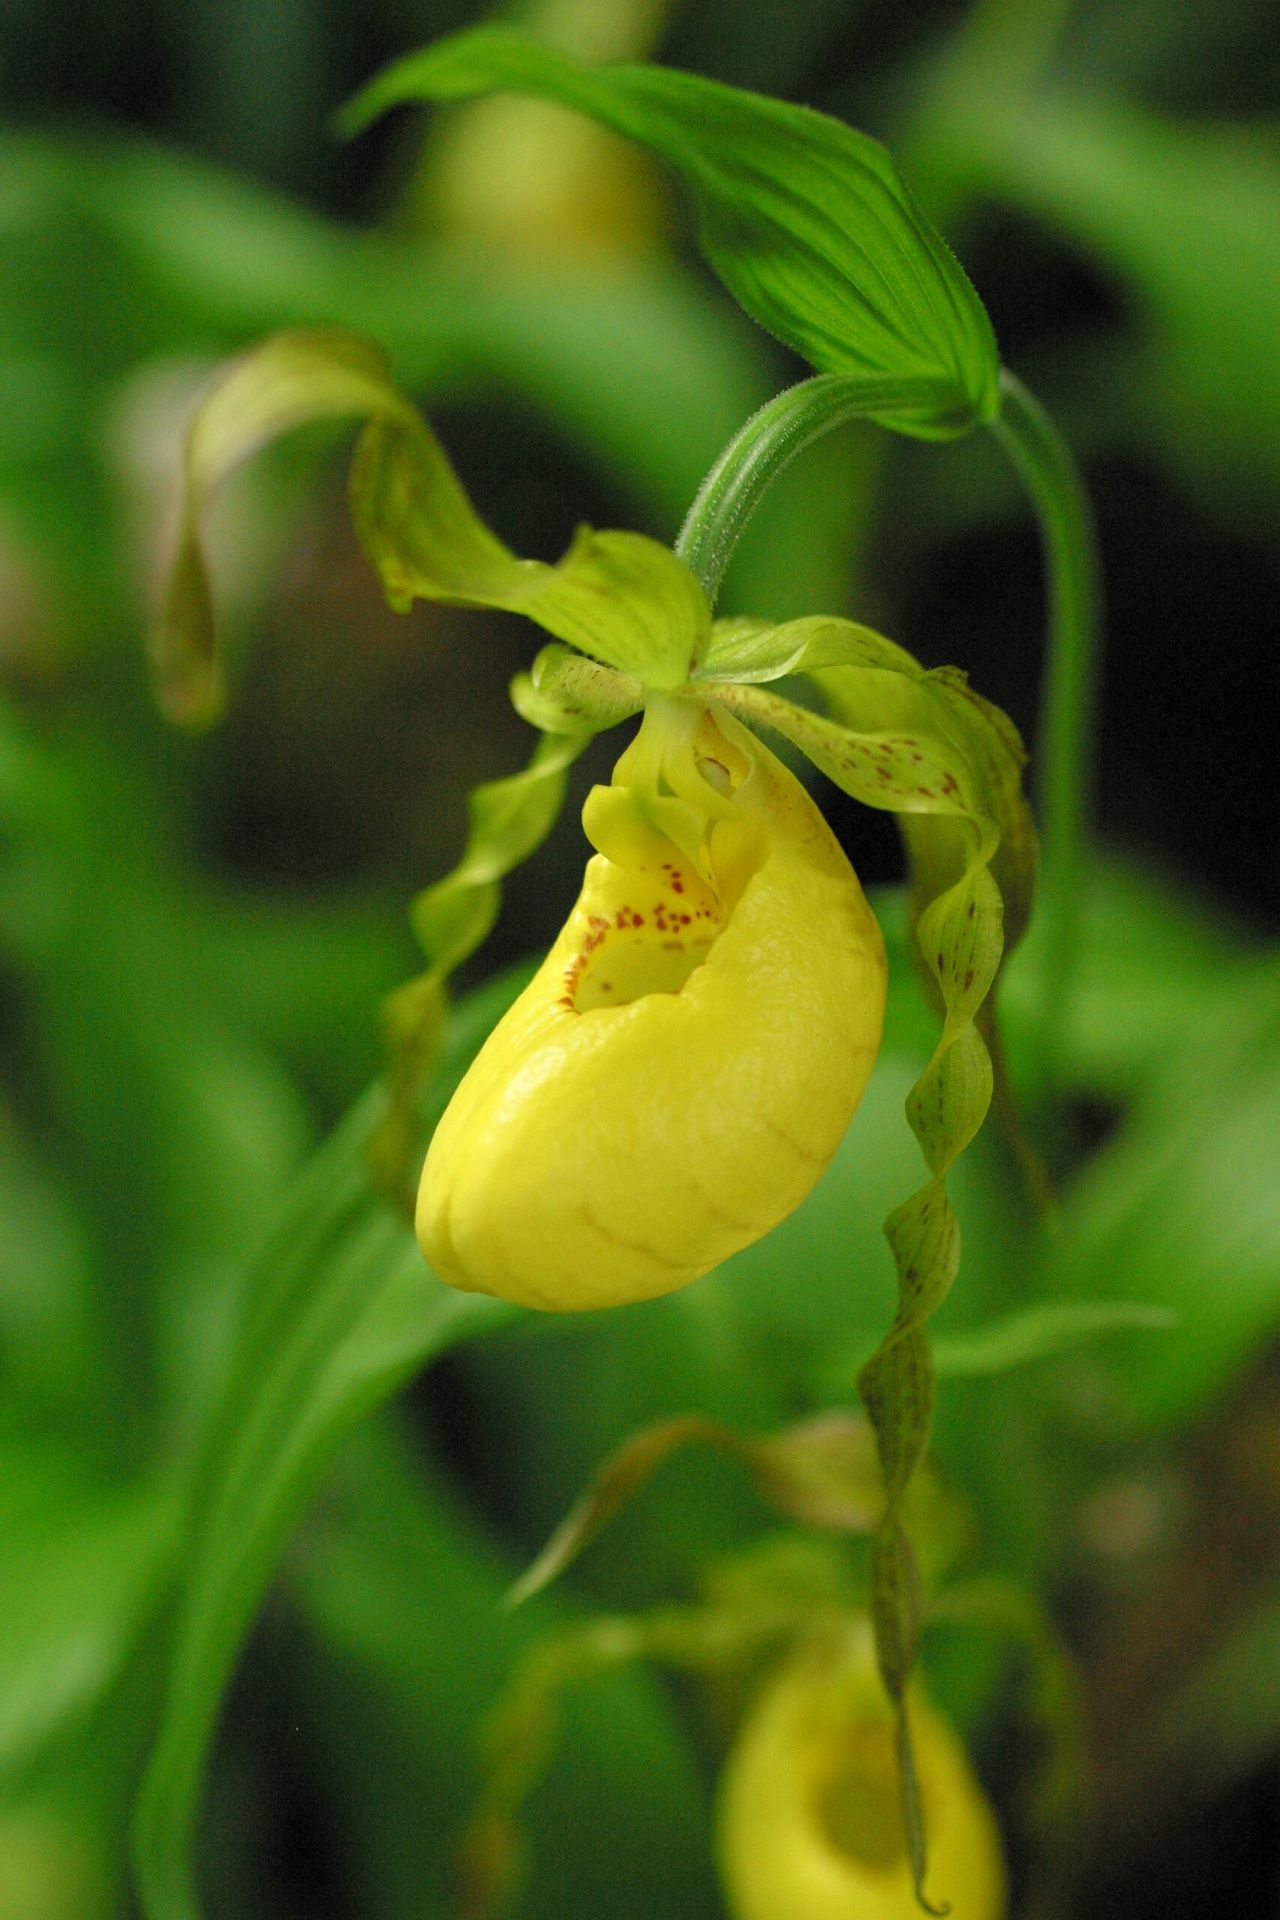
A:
417;703;886;1310
717;1625;1005;1920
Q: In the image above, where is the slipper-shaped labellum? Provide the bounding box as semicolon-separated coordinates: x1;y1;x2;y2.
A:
717;1626;1006;1920
417;706;887;1311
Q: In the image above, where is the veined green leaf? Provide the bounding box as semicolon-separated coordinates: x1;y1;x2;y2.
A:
339;27;1000;436
132;973;531;1920
155;328;712;727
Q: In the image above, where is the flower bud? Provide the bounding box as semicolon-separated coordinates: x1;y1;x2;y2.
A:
717;1627;1005;1920
417;707;886;1310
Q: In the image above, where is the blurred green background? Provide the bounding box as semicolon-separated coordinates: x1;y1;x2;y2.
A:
1;2;1278;1917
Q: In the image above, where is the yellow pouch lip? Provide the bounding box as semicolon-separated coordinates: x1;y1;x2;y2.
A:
418;713;887;1312
716;1625;1006;1920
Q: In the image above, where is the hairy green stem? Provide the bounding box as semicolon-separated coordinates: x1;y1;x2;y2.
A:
989;370;1100;1093
674;373;948;605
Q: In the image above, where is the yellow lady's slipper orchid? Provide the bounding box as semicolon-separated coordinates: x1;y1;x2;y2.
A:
717;1625;1005;1920
417;703;886;1310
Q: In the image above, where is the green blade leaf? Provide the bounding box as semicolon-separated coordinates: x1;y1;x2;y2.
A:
339;27;1000;436
156;328;711;725
132;973;530;1920
932;1300;1177;1379
970;97;1280;513
0;1448;178;1785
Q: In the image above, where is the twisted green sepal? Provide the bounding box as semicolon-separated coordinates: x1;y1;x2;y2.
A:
152;329;420;726
374;727;588;1207
152;326;713;727
705;616;1033;1909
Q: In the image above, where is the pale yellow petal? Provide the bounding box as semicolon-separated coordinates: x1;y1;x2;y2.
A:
717;1626;1005;1920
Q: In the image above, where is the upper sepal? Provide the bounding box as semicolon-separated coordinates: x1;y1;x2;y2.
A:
154;326;712;726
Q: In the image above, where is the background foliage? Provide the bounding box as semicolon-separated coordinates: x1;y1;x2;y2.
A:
1;1;1277;1916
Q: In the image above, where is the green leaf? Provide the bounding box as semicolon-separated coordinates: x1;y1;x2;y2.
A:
132;972;531;1920
970;97;1280;512
1149;1588;1280;1812
339;27;1000;436
0;1447;178;1785
158;327;711;724
287;1423;715;1920
1045;954;1280;1433
932;1300;1176;1378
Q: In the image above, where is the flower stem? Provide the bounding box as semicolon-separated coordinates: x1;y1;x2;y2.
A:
675;373;948;606
989;370;1100;1094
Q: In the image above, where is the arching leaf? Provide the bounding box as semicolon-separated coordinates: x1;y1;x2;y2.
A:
340;28;1000;438
133;977;530;1920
